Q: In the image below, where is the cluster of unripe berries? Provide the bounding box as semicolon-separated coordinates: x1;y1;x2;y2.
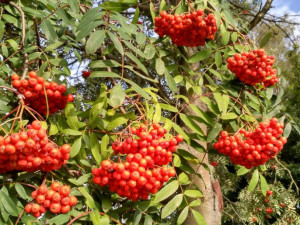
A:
154;10;217;47
213;118;287;169
25;182;77;218
0;120;70;173
92;123;183;201
82;70;91;78
11;71;74;116
227;49;278;87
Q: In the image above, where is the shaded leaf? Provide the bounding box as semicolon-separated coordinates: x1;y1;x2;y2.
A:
154;180;179;203
161;194;183;218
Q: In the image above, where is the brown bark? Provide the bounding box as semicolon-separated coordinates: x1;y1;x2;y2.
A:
248;0;273;30
181;48;222;225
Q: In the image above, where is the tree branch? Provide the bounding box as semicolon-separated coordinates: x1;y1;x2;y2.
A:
9;1;28;78
248;0;273;30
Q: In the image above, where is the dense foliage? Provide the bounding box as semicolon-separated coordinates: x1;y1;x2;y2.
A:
0;0;299;225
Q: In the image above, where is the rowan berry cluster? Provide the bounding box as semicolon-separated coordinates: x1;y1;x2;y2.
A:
92;123;183;201
227;49;278;87
154;10;217;47
25;182;77;218
11;71;74;116
82;71;91;78
213;118;287;169
0;120;70;173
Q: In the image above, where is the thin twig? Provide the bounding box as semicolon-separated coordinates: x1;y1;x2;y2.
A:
275;157;299;194
9;1;28;79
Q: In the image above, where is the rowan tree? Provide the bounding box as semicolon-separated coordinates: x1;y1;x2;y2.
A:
0;0;299;225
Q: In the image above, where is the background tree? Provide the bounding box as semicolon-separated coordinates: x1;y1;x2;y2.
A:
0;0;299;225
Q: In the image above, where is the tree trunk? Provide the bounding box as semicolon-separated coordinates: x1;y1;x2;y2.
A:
182;48;223;225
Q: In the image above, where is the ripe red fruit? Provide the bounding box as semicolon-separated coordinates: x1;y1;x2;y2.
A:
31;203;41;213
82;70;92;78
101;160;112;170
59;185;71;197
29;71;37;78
36;195;45;204
61;196;70;206
50;203;61;214
52;192;62;203
61;205;71;214
51;182;61;191
69;196;78;206
213;118;286;168
266;190;273;196
266;208;274;214
154;10;217;47
31;190;38;199
24;204;32;213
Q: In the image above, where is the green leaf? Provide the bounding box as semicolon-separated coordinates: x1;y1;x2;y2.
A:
0;191;18;216
184;190;203;198
0;20;4;41
7;39;18;52
188;50;212;63
86;30;106;55
76;21;103;41
68;0;79;12
260;174;268;196
155;58;165;75
90;60;121;69
165;69;177;93
107;31;124;55
48;214;69;225
161;194;183;218
77;7;100;30
160;103;178;112
133;209;142;225
44;41;64;52
215;51;222;68
248;169;259;192
222;31;230;45
90;210;102;225
144;44;155;60
177;206;189;225
78;187;96;209
90;133;102;165
110;84;125;107
149;2;155;23
153;103;161;123
132;7;140;24
125;52;148;74
180;114;204;136
144;214;152;225
63;129;82;136
100;2;131;12
220;113;238;120
237;166;250;176
70;137;82;158
260;32;273;48
90;71;120;78
192;209;206;225
106;117;129;131
123;78;151;99
189;104;214;126
171;121;190;143
15;183;30;200
154;180;179;203
283;123;292;138
207;122;222;142
190;199;201;207
100;134;109;158
41;19;58;43
159;0;167;12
